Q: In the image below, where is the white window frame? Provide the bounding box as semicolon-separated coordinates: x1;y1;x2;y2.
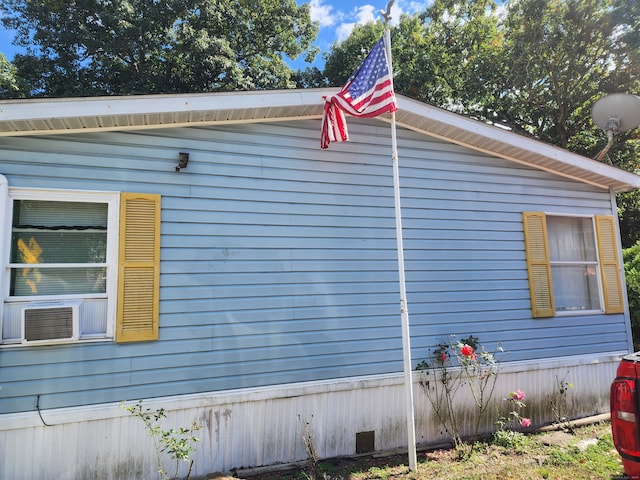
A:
1;187;120;345
546;213;605;316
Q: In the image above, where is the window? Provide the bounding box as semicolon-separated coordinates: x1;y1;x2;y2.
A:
546;216;600;312
11;200;109;297
1;189;161;345
523;212;624;318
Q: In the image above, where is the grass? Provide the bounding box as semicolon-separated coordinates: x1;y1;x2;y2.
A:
239;421;625;480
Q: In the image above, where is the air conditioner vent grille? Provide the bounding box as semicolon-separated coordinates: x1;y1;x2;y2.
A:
22;304;79;343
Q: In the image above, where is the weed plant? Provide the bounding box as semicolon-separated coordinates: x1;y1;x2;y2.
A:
121;400;201;480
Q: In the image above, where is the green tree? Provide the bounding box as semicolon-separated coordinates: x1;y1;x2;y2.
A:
609;0;640;249
0;0;318;97
323;0;640;245
0;53;23;97
611;0;640;67
292;66;328;89
322;0;504;116
495;0;634;153
623;242;640;350
323;0;637;160
322;21;386;87
407;0;503;114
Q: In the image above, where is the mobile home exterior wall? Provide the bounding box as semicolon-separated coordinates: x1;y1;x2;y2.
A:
0;117;631;478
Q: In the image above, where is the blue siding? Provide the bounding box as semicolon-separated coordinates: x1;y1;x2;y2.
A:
0;119;629;414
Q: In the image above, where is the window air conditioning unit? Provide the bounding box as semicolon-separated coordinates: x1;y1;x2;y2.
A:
21;303;80;344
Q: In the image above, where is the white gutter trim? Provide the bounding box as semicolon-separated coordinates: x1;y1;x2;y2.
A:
0;88;333;123
397;96;640;191
0;115;322;137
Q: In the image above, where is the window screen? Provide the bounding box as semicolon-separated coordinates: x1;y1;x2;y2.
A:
10;200;108;297
546;216;600;311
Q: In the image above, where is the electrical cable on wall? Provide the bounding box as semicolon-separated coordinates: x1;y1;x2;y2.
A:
36;394;52;426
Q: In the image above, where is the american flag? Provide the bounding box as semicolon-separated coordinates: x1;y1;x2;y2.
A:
321;36;398;149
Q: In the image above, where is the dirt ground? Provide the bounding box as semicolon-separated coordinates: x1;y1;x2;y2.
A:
206;419;624;480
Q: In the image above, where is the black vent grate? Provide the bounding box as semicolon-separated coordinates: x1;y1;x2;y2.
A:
24;307;74;341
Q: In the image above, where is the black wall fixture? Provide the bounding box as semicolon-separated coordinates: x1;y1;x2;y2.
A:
176;152;189;172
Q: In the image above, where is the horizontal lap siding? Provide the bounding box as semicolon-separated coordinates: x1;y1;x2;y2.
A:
393;129;626;364
0;119;629;414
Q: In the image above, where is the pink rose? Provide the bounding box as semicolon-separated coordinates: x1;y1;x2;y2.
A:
460;344;474;357
510;389;526;401
520;418;531;428
439;353;448;362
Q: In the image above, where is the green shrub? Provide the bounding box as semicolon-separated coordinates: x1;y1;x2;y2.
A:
623;241;640;350
492;429;527;449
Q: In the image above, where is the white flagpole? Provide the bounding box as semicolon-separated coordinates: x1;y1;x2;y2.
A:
382;10;418;471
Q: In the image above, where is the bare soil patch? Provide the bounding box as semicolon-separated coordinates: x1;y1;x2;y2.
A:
219;421;624;480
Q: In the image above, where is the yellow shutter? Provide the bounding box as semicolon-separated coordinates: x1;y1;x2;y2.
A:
522;212;555;317
116;192;161;342
595;215;625;314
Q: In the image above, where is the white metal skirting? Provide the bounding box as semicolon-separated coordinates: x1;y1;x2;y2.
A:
0;352;622;480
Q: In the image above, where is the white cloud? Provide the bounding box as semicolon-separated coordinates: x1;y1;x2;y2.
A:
355;4;377;23
387;1;403;24
309;0;337;27
328;0;433;43
404;1;431;15
336;22;355;41
335;4;376;41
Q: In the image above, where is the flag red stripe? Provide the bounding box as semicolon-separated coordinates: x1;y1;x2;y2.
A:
334;89;397;118
320;36;397;149
321;100;349;149
343;78;394;110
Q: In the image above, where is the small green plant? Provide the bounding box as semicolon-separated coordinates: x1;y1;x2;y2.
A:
549;374;574;432
493;429;527;448
121;400;202;480
493;389;531;448
548;448;575;466
537;466;552;479
495;390;531;429
416;335;502;449
367;465;394;479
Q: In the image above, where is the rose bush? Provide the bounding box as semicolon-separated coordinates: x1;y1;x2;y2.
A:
416;335;502;450
493;389;531;448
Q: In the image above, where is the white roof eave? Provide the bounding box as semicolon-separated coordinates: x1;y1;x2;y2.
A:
1;88;639;193
393;96;640;193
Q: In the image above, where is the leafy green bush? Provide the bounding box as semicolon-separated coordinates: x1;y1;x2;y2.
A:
121;400;201;480
492;429;527;449
623;241;640;350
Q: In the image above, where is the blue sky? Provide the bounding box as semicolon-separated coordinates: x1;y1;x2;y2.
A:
301;0;427;67
0;1;428;70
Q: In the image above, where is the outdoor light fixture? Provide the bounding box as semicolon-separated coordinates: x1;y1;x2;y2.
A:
591;93;640;161
175;152;189;172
